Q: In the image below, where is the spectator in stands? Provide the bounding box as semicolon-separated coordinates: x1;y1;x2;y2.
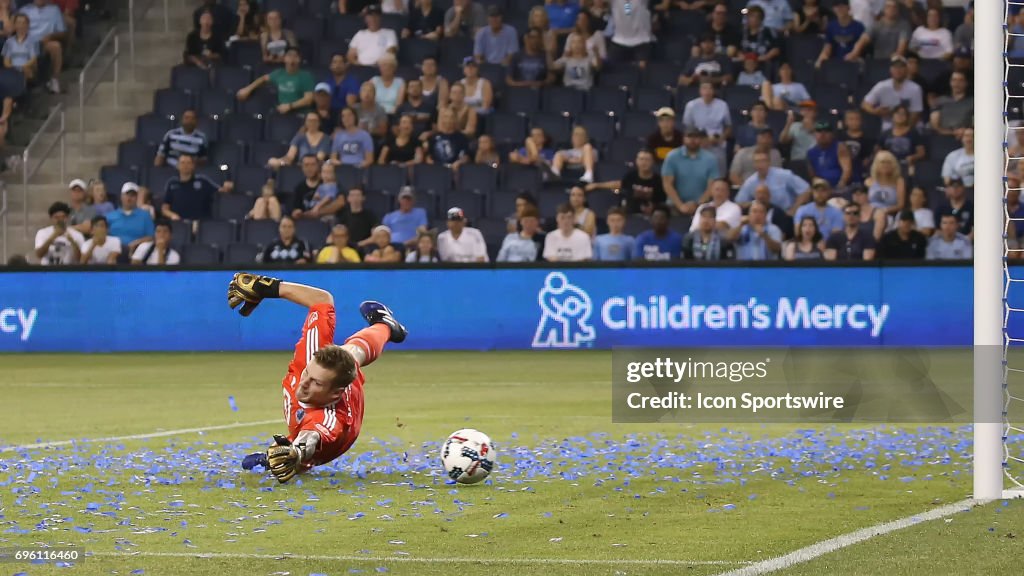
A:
683;206;735;261
337;0;373;15
397;80;435;138
312;83;337;126
131;220;180;265
824;202;876;260
370;54;405;114
419;57;449;110
237;47;315;115
258;215;310;264
740;5;781;65
878;209;926;259
35;201;83;265
380;115;424;166
794;178;844;237
691;178;742;233
406;231;441;263
317;224;362;264
447;83;478;136
259;10;296;64
438;206;487;262
942;127;974;189
877;104;924;172
192;0;233;43
459;58;492;114
683;82;731;174
185;10;225;69
88;180;113;216
792;0;826;36
20;0;65;93
332;107;375;168
138;187;157;220
736;151;810;213
336;187;379;246
383;187;428;246
815;0;868;67
780;100;817;161
474;6;518;65
909;7;952;61
249;181;282;221
584;0;611;31
0;0;16;39
444;0;485;39
907;186;935;237
750;0;793;33
509;128;554;167
848;184;886;240
929;71;972;137
80;215;120;265
356;82;389;140
270;112;331;170
632;205;680;260
546;0;580;34
588;149;663;215
527;6;557;58
862;55;923;129
806;121;852;189
294;163;339;220
350;5;399;67
865;150;906;218
544;203;593;261
936;177;973;237
382;0;407;14
730;200;783;260
551;126;597;183
325;53;361;112
426;108;470;169
782;216;824;261
762;61;811;111
730;128;782;186
497;206;544;262
839;108;873;184
662;128;719;215
162;154;232;221
404;0;444;40
287;155;322;218
680;32;734;87
3;14;38;83
592;207;633;261
869;0;911;60
363;225;402;263
506;29;554;88
752;183;794;238
955;1;973;50
554;35;599;91
155;110;209;168
106;183;154;253
608;0;654;68
705;1;740;58
64;178;94;236
233;0;260;41
647;107;683;162
568;185;596;236
736;53;767;88
474;134;500;166
927;214;972;260
564;10;606;61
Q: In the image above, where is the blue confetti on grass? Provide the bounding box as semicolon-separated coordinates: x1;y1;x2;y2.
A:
228;396;238;412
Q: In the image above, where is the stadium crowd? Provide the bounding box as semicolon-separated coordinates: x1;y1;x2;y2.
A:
32;0;978;266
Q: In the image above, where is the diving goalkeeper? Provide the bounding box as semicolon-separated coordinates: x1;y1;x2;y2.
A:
227;272;407;483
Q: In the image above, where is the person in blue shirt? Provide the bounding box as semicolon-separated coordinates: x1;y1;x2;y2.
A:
593;207;634;261
326;53;362;111
545;0;580;32
633;205;682;261
2;14;38;83
161;154;233;221
793;178;845;237
815;0;868;66
474;6;519;65
735;150;811;212
382;188;429;247
19;0;66;93
331;107;375;168
729;200;783;260
106;183;155;255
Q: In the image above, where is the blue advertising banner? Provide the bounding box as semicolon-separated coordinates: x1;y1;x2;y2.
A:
0;266;971;352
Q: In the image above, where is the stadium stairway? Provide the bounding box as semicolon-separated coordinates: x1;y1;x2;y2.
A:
3;0;191;261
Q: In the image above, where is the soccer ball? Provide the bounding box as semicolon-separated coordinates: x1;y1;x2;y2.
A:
440;429;495;484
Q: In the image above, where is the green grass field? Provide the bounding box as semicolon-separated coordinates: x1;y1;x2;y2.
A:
0;350;1019;576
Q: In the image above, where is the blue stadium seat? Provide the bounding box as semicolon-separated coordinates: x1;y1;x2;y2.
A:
398;38;439;65
445;190;485;219
335;165;364;191
927;135;960;161
223;115;264;144
329;15;363;41
100;166;137;198
295;219;330;249
363;191;394;217
474;218;507;246
200;91;235;118
367;164;407;194
306;0;333;17
488;112;527;145
577;113;616;145
228;41;263;68
543;87;585;116
249;141;287;167
488;190;519;219
674;85;701;111
292;13;324;41
439;37;473;68
724;86;763;113
500;86;540;115
502;164;542;193
538;186;568;218
316;39;348;68
815;61;861;93
226;243;261;264
118;141;155;173
595;162;628;184
215;67;253;95
642;62;683;89
235;165;271;196
608;137;644;164
154;88;193;120
623;214;649;237
786;35;824;64
587;188;624;216
263;0;298;22
211;142;244;170
198;165;229;186
214;193;254;221
197;116;220;144
457;164;497;195
381;13;407;35
413;163;453;196
586;87;628;117
169;220;192;248
478;63;506;92
239;90;279;116
184;243;221;264
171;65;210;95
243;219;280;246
277;165;304;193
148;166;178;199
136;114;175;146
811;84;851;115
864;59;891;89
348;65;377;85
599;67;642;90
531;113;572;147
632;87;672;113
197;220;237;248
266;114;303;144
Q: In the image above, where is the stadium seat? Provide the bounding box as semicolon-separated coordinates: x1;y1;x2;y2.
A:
487;112;528;145
815;61;861;93
367;165;407;194
147;166;178;198
724;86;763;113
457;164;497;195
927;135;960;161
488;189;520;219
154;88;193;120
171;65;210;95
243;219;280;246
292;14;325;42
632;87;672;113
223;115;264;144
118;141;155;173
214;193;254;221
169;219;192;248
100;166;138;198
226;243;261;264
538;186;568;217
619;112;656;141
474;218;508;246
277;166;304;193
502;164;542;193
588;188;624;216
199;90;234;118
543;87;585;117
335;165;364;191
786;35;824;64
197;220;237;248
249;141;287;168
500;86;540;115
198;165;229;186
227;41;262;68
598;67;641;90
316;39;348;68
0;68;25;99
445;190;485;220
412;163;453;196
381;13;407;35
295;219;330;249
210;142;243;171
197;116;220;144
586;87;628;117
136;114;175;146
239;91;279;116
234;165;271;196
608;138;644;165
305;0;333;17
183;243;221;264
398;38;439;66
439;37;473;68
669;9;708;37
329;15;363;41
215;67;253;95
623;214;649;237
531;113;572;147
594;162;628;184
478;63;506;93
363;191;393;217
577;113;616;145
642;62;683;89
266;114;303;144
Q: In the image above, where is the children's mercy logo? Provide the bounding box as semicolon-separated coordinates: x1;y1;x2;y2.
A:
532;272;595;348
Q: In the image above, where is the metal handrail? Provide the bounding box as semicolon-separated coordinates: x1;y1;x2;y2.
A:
79;27;121;155
21;105;66;240
129;0;171;72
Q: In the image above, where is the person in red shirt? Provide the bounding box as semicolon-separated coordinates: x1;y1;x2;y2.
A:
229;273;407;483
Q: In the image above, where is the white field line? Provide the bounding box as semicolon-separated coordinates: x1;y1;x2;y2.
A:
89;551;751;567
0;420;280;453
712;498;978;576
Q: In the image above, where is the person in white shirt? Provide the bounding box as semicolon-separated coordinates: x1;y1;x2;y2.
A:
437;207;488;262
80;215;122;264
34;201;84;265
347;5;399;67
690;178;742;233
544;203;593;262
131;220;181;265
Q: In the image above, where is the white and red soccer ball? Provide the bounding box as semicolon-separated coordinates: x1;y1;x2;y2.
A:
441;428;495;484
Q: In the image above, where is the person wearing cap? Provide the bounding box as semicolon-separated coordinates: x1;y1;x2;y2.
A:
185;9;226;70
806;120;852;190
878;210;927;260
444;0;486;39
738;5;781;64
324;53;361;112
363;225;402;263
861;54;923;129
936;177;973;238
794;178;845;237
404;0;444;41
438;207;488;262
814;0;868;68
155;110;209;169
348;5;398;66
80;215;122;265
869;1;911;61
735;150;811;214
312;83;337;126
474;5;518;65
909;6;952;61
661;127;719;215
237;47;315;115
316;224;362;264
66;178;96;236
34;201;84;265
382;187;429;247
105;183;155;253
679;32;733;87
646;108;682;162
731;128;782;186
824;202;876;261
926;213;972;260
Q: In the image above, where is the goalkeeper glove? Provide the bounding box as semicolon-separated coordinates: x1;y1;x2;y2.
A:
266;435;303;484
228;272;282;317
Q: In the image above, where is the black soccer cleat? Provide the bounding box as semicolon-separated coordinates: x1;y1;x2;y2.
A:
359;301;407;343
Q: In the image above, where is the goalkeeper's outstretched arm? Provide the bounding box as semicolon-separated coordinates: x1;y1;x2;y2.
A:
279;281;333;309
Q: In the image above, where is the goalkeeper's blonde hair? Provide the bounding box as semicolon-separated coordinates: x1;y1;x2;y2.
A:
314;345;358;389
